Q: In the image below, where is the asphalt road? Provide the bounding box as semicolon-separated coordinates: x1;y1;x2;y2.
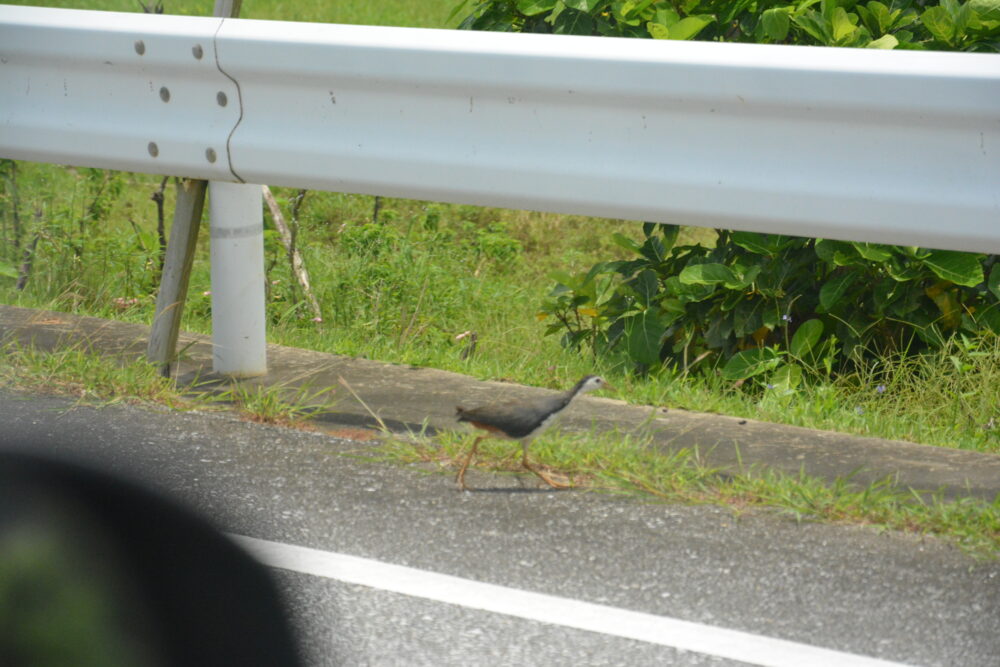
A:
2;389;998;667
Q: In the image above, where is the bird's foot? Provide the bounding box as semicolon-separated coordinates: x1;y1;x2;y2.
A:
455;438;482;491
455;466;472;492
524;462;572;489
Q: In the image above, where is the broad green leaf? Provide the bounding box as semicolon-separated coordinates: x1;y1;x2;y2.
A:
769;363;803;391
830;7;860;42
833;250;863;267
952;0;974;36
922;250;984;287
628;269;660;306
732;232;790;256
517;0;558;16
0;260;18;279
718;0;755;23
819;271;857;312
624;310;664;366
975;306;1000;335
667;15;713;40
654;7;681;26
761;7;791;40
679;263;738;286
667;275;717;302
790;318;824;358
850;242;893;262
821;0;837;21
720;287;745;312
611;232;642;254
872;278;901;313
638;235;667;264
866;33;898;48
583;260;616;285
647;21;671;38
553;7;595;34
658;223;681;253
615;1;641;24
856;2;883;33
814;239;858;265
621;0;655;20
988;264;1000;301
793;10;831;43
971;0;1000;21
813;239;836;263
468;5;520;31
563;0;603;11
548;269;575;287
897;245;932;260
705;311;735;348
921;6;955;43
721;347;782;381
738;264;762;290
660;298;686;319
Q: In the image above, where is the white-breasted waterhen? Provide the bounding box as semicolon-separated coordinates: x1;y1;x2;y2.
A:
454;375;613;490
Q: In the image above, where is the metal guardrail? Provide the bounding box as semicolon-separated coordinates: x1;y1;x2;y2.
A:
2;4;999;374
3;5;999;253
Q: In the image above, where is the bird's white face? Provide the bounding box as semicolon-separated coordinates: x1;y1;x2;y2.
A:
580;376;611;393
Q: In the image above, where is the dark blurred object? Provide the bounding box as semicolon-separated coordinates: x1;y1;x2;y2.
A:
0;451;302;667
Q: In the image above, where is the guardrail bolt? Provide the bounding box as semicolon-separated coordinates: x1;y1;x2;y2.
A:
148;142;159;157
206;148;217;163
192;44;204;60
217;91;228;107
134;40;145;55
159;86;170;102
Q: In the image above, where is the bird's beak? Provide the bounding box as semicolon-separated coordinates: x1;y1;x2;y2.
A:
602;381;616;393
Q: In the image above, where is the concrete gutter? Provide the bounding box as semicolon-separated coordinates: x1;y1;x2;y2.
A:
2;304;998;501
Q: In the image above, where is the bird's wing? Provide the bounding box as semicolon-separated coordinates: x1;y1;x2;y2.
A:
457;394;567;439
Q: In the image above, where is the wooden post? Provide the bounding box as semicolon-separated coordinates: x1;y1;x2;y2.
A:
145;0;243;377
213;0;242;17
146;179;207;376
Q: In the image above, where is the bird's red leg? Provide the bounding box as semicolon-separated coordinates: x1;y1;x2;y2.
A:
521;442;571;489
456;436;483;491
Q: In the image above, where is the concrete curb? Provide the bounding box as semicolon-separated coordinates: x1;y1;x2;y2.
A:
3;304;998;501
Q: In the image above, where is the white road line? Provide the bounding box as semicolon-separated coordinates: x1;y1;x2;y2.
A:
231;534;913;667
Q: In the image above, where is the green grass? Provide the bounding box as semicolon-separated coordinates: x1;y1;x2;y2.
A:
0;338;193;408
0;338;339;426
222;380;337;426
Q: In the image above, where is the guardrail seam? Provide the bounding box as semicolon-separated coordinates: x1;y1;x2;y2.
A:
212;18;245;183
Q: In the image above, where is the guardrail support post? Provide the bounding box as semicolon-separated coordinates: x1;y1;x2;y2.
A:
209;181;267;377
147;178;207;377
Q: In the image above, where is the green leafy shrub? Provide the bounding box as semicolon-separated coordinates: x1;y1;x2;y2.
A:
539;225;1000;383
452;0;1000;51
457;0;1000;383
339;220;403;257
472;221;523;262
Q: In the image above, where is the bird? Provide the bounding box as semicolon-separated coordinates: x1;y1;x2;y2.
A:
454;375;613;491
